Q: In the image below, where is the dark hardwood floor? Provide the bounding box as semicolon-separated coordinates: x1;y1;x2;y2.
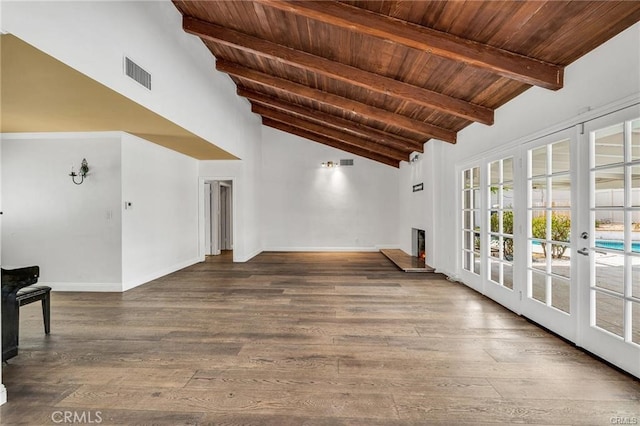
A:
1;252;638;425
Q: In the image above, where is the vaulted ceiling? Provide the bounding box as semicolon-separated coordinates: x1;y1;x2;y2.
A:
172;0;640;167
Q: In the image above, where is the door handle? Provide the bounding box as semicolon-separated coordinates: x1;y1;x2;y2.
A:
577;247;589;256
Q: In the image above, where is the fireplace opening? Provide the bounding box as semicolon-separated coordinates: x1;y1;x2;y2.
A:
411;228;426;260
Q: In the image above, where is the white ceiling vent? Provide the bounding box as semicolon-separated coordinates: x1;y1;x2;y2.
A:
340;159;354;166
124;57;151;90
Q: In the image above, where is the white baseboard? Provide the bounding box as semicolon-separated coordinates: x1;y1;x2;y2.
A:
234;248;262;263
436;268;460;281
35;257;205;292
207;246;392;262
198;248;263;263
42;282;122;292
122;257;201;291
264;246;381;252
375;244;400;250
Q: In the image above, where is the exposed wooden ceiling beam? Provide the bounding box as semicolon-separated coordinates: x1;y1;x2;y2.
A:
256;0;564;91
262;118;400;168
217;60;457;143
255;105;409;161
184;15;494;125
239;88;424;153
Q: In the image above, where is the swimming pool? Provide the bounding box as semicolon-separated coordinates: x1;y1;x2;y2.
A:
595;240;640;252
532;240;640;253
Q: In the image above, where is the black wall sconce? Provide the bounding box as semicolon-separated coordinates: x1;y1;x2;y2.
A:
69;158;89;185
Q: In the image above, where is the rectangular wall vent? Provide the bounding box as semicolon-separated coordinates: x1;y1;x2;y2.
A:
340;159;354;166
124;57;151;90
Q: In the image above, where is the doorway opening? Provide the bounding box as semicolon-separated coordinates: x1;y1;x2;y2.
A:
411;228;426;260
204;180;233;257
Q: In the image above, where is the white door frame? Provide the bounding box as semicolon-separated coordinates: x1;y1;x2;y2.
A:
219;182;233;251
210;181;221;255
203;182;212;255
198;176;237;261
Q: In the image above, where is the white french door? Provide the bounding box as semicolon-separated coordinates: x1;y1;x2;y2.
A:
521;130;578;341
483;152;521;309
460;166;483;292
578;106;640;377
457;104;640;377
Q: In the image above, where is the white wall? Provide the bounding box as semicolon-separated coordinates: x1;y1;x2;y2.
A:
1;133;122;291
198;112;263;262
121;133;199;290
425;23;640;277
0;132;5;405
260;127;399;251
237;117;264;260
2;0;265;265
397;142;439;264
1;0;252;158
2;0;266;272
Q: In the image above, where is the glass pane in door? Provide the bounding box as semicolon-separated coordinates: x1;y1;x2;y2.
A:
633;302;640;345
551;276;570;313
552;139;571;174
631;119;640;161
633;260;640;299
594;123;624;167
595;253;625;294
530;270;547;303
531;146;547;177
528;139;572;314
631;165;640;207
595;291;624;337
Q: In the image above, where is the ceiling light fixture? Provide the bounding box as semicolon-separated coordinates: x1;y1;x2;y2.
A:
321;161;338;168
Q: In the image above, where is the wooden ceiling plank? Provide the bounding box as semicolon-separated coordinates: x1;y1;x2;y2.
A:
239;88;424;153
262;118;400;168
183;15;494;124
257;0;563;90
217;59;457;143
254;104;409;161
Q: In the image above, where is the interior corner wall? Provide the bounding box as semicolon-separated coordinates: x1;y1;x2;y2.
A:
260;126;400;251
430;23;640;278
236;116;264;261
397;142;438;265
0;133;3;407
121;133;199;291
1;0;251;158
1;133;122;291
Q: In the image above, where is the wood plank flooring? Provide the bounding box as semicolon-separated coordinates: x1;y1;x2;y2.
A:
1;252;638;425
